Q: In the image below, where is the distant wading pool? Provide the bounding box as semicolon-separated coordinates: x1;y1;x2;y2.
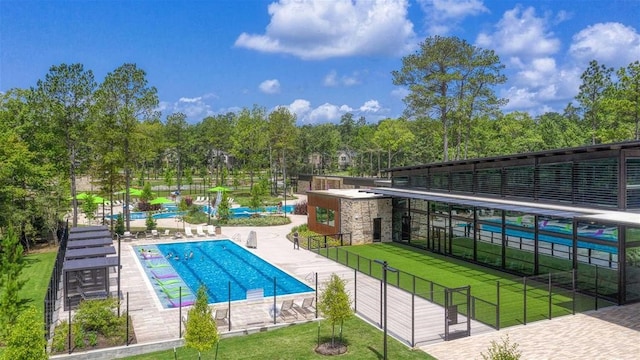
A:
134;240;313;308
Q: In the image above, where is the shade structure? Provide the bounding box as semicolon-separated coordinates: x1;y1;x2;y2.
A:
69;193;106;204
207;186;231;192
115;188;144;196
150;196;173;205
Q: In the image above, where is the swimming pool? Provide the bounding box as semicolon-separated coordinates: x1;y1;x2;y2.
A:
481;224;618;254
109;204;294;220
134;240;313;308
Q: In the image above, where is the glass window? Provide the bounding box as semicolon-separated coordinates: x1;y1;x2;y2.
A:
315;206;335;227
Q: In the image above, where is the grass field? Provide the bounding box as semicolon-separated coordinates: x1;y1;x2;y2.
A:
123;316;434;360
318;242;606;328
0;247;57;356
19;248;58;319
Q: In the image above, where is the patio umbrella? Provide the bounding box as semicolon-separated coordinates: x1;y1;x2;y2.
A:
115;188;144;196
68;192;89;201
150;197;173;205
207;186;231;192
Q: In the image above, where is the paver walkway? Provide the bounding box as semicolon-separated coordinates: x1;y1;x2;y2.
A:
421;300;640;360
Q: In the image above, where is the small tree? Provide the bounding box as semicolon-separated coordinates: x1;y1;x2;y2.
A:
145;213;157;231
481;334;522;360
217;192;231;223
0;227;25;340
115;214;125;235
141;181;154;202
2;306;47;360
185;285;219;359
81;195;99;224
318;273;353;347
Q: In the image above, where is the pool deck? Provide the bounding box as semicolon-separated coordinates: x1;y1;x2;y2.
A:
58;196;640;360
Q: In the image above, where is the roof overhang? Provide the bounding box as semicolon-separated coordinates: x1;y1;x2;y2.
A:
362;187;640;225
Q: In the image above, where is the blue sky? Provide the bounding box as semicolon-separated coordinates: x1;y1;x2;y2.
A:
2;0;639;124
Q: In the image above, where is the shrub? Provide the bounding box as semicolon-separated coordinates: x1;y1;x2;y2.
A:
481;334;522;360
74;298;124;337
293;200;308;215
2;307;47;360
51;320;69;353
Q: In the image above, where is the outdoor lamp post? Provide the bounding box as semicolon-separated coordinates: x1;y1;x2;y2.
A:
374;259;398;360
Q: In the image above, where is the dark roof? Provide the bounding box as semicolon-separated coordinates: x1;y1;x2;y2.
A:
66;237;113;249
69;230;112;241
364;188;587;219
384;140;640;173
65;246;116;260
70;226;109;234
63;256;118;271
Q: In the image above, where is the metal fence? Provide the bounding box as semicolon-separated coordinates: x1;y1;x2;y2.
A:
307;233;352;249
313;244;611;334
44;222;69;340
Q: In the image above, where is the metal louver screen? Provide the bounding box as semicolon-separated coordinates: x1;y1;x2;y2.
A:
431;172;449;190
537;163;572;203
504;166;534;198
451;171;473;193
627;158;640;209
574;158;618;207
476;169;501;196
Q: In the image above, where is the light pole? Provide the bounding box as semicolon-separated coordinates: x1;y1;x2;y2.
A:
374;259;397;360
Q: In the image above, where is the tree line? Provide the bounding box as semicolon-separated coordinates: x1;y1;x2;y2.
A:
1;36;639;244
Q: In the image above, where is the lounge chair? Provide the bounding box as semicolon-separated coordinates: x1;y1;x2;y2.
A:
214;308;229;327
184;227;195;238
196;225;207;237
195;196;202;203
152;270;178;279
279;299;298;321
293;297;316;319
168;298;195;308
163;229;171;238
206;225;216;236
77;286;108;301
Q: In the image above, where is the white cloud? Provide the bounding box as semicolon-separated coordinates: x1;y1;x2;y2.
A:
323;70;339;87
391;87;409;99
259;79;281;94
360;100;382;113
308;103;342;123
287;99;312;119
160;93;218;121
284;98;386;124
235;0;416;60
569;22;640;67
418;0;489;34
476;5;560;61
323;70;361;87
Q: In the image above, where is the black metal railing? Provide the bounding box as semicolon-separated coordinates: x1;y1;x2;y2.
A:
44;222;70;340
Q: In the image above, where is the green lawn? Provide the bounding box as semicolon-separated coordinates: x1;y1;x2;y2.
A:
319;242;603;328
0;247;57;356
123;316;434;360
19;248;58;318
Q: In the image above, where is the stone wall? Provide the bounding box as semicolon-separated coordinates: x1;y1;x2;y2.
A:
340;198;392;245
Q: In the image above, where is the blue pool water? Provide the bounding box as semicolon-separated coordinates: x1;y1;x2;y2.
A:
109;204;294;220
134;240;313;308
481;224;618;254
203;205;294;218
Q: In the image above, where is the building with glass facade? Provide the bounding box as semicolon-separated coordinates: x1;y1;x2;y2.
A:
359;141;640;305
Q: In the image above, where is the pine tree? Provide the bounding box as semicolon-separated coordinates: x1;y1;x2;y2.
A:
0;227;26;340
185;285;219;359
